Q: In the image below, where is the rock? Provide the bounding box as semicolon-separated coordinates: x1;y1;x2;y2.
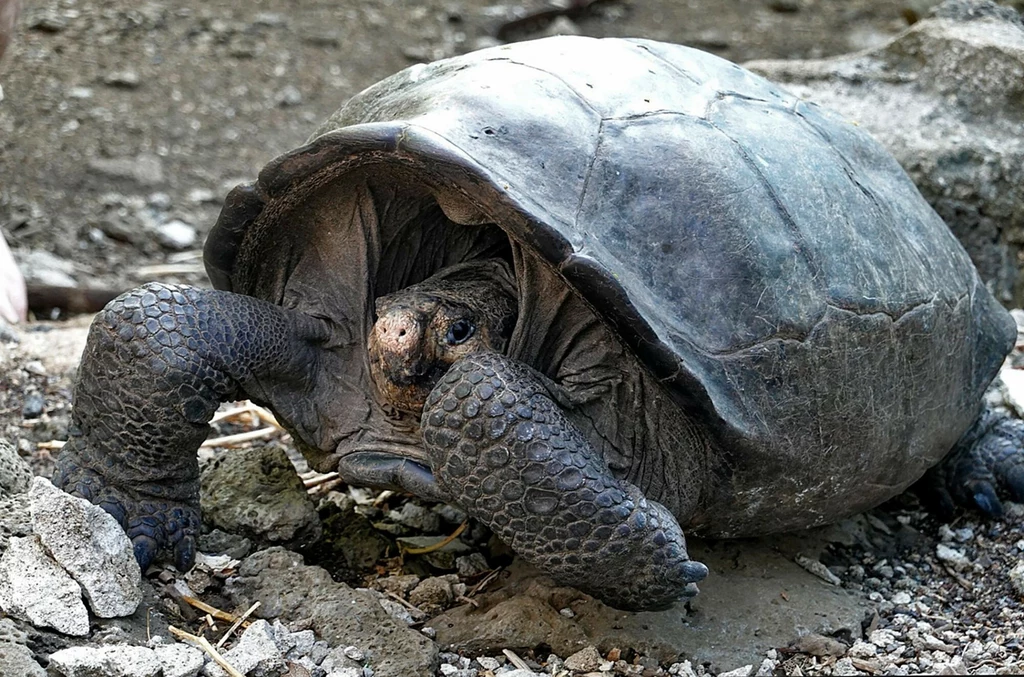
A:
373;574;421;598
153;644;205;677
388;502;441;533
276;85;303;107
21;392;44;419
747;2;1024;304
29;478;141;617
224;548;438;677
0;439;31;498
87;154;164;187
0;641;46;677
200;443;320;550
1009;561;1024;595
103;70;142;89
795;555;841;585
198;529;252;560
433;537;869;670
456;553;490;577
0;493;31;553
891;591;913;605
205;619;284;677
408;577;454;612
155;220;197;251
718;666;754;677
48;645;162;677
18;250;78;288
563;646;603;672
0;535;90;636
540;16;581;37
935;543;971;571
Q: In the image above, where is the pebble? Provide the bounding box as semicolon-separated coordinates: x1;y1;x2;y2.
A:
155;219;198;250
456;552;490;577
563;646;603;672
718;665;754;677
1009;561;1024;596
103;70;142;88
935;543;971;571
408;576;454;611
276;85;303;107
21;392;44;419
795;554;841;585
388;502;441;533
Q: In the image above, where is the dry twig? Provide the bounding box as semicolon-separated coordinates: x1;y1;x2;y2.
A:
216;601;261;649
169;625;245;677
400;522;468;555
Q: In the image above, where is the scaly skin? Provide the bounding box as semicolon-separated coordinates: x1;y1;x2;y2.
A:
922;407;1024;518
53;282;329;570
421;352;708;610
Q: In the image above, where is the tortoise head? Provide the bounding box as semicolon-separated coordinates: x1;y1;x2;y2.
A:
368;271;518;415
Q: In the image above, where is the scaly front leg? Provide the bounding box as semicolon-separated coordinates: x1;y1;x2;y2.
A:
54;283;330;570
422;353;708;610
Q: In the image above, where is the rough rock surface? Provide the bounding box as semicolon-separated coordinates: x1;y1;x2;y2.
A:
0;438;31;498
224;547;438;677
29;477;141;617
47;645;163;677
747;0;1024;304
200;443;321;549
152;643;205;677
0;535;90;636
432;536;870;668
0;492;31;554
0;641;45;677
204;619;284;677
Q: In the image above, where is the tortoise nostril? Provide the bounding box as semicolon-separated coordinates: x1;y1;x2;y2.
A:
398;329;406;338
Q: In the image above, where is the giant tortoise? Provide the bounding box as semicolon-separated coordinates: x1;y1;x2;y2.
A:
55;36;1024;610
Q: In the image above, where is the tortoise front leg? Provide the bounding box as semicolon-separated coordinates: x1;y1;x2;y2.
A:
54;282;330;570
422;353;708;610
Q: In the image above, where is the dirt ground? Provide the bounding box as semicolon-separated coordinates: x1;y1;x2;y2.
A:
0;0;919;300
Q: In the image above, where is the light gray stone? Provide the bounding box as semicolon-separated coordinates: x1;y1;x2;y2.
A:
1009;560;1024;595
205;619;283;677
563;646;602;672
155;220;197;251
0;439;31;498
87;153;164;187
29;478;141;617
154;644;205;677
0;493;31;554
0;535;89;636
0;641;46;677
48;645;162;677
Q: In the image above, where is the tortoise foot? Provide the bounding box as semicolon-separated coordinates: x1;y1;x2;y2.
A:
422;352;707;611
53;457;200;571
922;407;1024;519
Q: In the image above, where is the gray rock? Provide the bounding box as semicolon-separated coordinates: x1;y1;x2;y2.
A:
103;70;142;88
0;493;31;554
456;553;490;577
153;644;205;677
747;2;1024;304
0;641;45;677
408;577;454;612
0;535;89;636
18;250;78;288
0;439;31;498
432;536;869;671
388;503;441;533
201;444;320;549
87;154;164;187
205;619;284;677
1008;561;1024;596
198;529;252;560
224;548;438;677
563;646;602;672
155;220;197;251
29;478;141;617
48;645;162;676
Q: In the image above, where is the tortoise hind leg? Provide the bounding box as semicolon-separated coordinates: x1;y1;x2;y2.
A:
421;352;707;611
54;282;330;571
920;407;1024;518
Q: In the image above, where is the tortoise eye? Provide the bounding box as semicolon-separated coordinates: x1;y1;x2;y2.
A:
446;319;475;345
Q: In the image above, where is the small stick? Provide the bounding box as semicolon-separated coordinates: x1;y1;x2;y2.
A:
181;594;238;624
455;595;480;608
216;601;261;649
385;590;426;615
469;568;503;598
37;440;66;450
169;625;245;677
372;490;396;507
205;613;217;631
401;522;468;555
201;427;279;448
503;649;532;672
302;471;339;488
